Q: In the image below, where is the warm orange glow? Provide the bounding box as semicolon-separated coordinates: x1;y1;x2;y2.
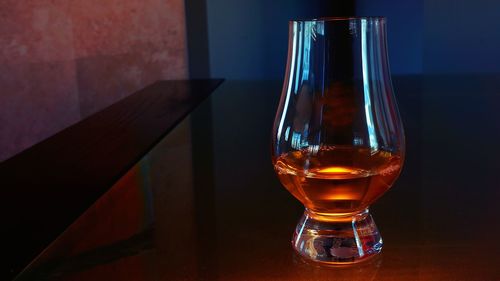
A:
318;166;354;174
274;147;402;214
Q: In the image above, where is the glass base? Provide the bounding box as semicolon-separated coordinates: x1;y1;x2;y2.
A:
292;208;382;264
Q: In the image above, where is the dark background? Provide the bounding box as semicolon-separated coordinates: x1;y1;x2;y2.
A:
192;0;500;78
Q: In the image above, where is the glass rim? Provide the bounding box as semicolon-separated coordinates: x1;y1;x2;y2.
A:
290;16;386;23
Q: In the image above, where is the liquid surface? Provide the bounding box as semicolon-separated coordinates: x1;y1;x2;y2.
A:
274;146;402;214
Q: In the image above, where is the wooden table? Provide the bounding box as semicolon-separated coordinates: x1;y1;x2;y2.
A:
5;76;500;280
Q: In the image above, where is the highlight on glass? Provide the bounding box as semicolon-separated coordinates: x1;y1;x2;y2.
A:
271;17;405;264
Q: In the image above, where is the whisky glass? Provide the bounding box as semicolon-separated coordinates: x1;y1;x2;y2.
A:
272;17;405;264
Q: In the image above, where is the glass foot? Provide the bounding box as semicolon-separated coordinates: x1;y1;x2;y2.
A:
292;209;382;264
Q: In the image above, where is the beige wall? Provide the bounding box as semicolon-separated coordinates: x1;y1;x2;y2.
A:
0;0;188;161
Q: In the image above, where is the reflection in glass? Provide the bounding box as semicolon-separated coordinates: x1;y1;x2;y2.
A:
272;17;405;264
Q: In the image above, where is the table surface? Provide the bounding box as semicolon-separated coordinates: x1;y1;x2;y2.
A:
14;76;500;280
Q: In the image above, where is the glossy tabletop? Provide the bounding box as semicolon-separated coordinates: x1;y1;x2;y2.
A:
15;76;500;280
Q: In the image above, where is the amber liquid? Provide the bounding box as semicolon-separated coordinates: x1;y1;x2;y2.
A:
274;146;402;215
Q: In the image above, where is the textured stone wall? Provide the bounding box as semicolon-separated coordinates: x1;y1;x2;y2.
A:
0;0;188;161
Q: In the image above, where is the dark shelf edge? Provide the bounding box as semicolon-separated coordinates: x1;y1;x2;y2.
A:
0;79;223;279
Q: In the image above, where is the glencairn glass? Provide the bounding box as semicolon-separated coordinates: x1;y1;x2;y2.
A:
272;17;405;264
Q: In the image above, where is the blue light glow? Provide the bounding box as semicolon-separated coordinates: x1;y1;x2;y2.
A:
361;19;379;151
